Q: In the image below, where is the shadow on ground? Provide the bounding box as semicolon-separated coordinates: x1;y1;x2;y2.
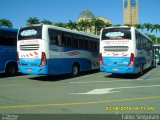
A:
29;69;100;81
0;72;24;79
105;67;156;79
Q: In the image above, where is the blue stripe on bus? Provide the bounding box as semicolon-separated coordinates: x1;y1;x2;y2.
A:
19;58;92;75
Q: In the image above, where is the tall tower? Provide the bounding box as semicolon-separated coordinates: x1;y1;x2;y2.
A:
123;0;138;25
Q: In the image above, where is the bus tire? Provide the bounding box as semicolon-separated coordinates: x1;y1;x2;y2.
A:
5;63;18;76
71;63;79;77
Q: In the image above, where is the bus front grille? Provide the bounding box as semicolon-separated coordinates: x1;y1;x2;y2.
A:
104;46;129;52
20;44;39;51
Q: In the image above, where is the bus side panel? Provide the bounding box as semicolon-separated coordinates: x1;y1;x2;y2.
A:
48;47;99;75
135;48;152;73
0;46;17;72
47;58;92;75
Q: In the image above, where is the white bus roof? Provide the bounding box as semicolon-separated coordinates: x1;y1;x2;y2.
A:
153;44;160;46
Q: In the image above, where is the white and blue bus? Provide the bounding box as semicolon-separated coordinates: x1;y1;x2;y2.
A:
0;27;18;75
17;24;99;76
100;26;154;75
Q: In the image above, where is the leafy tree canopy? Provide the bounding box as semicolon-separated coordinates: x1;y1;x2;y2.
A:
0;19;13;28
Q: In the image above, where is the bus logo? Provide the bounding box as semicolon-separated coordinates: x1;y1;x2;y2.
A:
105;32;124;38
20;29;37;36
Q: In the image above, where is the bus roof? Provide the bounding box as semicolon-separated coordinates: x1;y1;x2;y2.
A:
0;27;18;32
153;44;160;47
102;26;131;29
22;24;99;39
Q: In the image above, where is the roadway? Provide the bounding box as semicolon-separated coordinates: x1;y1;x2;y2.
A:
0;66;160;119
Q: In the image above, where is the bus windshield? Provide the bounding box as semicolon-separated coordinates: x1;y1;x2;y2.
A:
18;26;42;40
101;28;131;40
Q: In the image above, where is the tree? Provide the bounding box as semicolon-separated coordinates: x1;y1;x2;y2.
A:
143;23;153;33
91;18;108;35
41;19;53;25
0;19;13;28
151;24;160;44
54;22;67;28
114;24;121;26
67;20;79;31
150;24;160;33
78;19;91;32
124;23;131;26
134;24;144;31
26;17;40;25
147;34;156;44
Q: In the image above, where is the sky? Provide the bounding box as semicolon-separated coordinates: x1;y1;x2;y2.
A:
0;0;159;30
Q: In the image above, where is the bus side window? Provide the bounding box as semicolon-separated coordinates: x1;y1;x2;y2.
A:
61;32;67;47
0;30;17;46
79;36;86;48
72;34;79;48
66;33;72;47
136;32;139;48
58;35;62;46
48;29;59;46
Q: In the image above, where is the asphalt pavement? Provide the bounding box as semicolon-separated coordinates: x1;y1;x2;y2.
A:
0;66;160;120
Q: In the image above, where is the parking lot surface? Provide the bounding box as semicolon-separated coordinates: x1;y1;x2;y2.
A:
0;66;160;119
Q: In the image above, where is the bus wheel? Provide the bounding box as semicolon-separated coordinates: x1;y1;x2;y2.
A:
71;64;79;77
5;63;17;76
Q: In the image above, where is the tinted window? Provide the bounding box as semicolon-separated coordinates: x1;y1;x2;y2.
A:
136;31;152;50
18;26;42;40
0;30;17;46
102;28;131;40
48;28;99;51
48;29;61;46
72;34;79;48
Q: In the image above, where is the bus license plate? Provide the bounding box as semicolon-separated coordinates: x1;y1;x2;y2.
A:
112;68;118;71
27;68;32;72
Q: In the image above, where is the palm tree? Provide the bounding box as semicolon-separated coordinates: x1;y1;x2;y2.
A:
133;24;145;33
67;20;79;31
147;34;156;44
114;24;121;26
91;18;107;35
0;19;13;28
26;17;40;25
134;24;142;30
152;24;160;44
143;23;152;32
105;22;112;28
78;19;91;32
41;19;53;25
124;23;131;26
54;22;67;28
